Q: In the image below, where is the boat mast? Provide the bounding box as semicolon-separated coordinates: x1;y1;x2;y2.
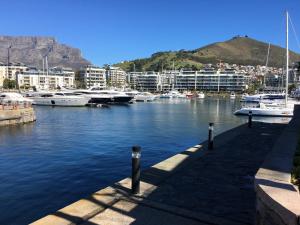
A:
264;43;270;87
285;11;289;107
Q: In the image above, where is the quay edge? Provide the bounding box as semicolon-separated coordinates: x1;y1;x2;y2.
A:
0;107;36;126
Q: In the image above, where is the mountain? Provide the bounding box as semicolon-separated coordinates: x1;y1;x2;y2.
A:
0;36;90;70
115;36;300;72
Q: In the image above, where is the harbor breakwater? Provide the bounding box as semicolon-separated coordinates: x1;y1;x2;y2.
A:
0;106;36;126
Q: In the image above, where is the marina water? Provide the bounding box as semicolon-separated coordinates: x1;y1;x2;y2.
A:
0;98;287;225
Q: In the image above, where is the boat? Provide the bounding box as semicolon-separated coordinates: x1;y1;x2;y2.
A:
0;92;33;106
29;92;89;106
124;90;139;98
235;11;293;117
72;90;113;104
135;92;156;102
96;90;134;103
230;92;236;99
234;102;293;117
184;91;197;99
241;93;285;103
198;92;205;99
170;90;186;98
160;93;172;99
160;90;185;99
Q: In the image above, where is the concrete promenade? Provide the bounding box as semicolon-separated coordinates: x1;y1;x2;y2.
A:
32;122;286;225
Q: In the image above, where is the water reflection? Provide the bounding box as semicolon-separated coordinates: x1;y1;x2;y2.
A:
0;98;287;225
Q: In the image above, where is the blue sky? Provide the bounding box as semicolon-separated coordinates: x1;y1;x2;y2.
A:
0;0;299;66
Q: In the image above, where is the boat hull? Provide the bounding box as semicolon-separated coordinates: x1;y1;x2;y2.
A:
234;108;293;117
88;97;112;104
112;96;134;103
135;96;156;102
32;97;88;106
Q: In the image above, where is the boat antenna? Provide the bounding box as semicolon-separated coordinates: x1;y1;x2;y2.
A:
285;10;289;107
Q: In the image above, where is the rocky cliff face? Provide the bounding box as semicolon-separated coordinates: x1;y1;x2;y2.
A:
0;36;90;70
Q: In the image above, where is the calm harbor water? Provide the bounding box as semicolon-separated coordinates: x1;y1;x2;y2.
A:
0;97;287;225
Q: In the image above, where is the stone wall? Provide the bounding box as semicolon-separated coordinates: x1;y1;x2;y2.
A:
0;107;36;126
255;105;300;225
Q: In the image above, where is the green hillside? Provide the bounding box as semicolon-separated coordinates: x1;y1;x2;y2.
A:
115;36;300;72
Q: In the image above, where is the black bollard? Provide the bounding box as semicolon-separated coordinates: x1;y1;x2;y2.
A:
248;111;252;128
131;146;141;194
208;122;214;150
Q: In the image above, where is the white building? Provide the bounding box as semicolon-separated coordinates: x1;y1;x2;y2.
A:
0;62;28;80
0;63;5;87
0;62;28;87
107;66;127;87
128;72;160;92
128;69;247;92
175;69;247;92
18;67;75;89
80;65;106;89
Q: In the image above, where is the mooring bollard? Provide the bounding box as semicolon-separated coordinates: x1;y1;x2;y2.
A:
208;122;214;150
248;111;252;128
131;146;141;194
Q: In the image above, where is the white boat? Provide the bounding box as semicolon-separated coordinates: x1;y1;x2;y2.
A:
171;90;186;98
0;92;33;105
160;90;185;99
160;93;172;99
241;93;285;102
198;92;205;99
234;102;293;117
72;90;113;104
29;92;89;106
230;92;236;99
124;90;139;98
235;11;293;117
135;92;156;102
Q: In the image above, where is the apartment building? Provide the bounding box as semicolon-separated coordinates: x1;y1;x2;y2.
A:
128;72;160;92
128;69;247;92
80;65;106;89
107;66;127;87
0;62;27;80
17;67;75;89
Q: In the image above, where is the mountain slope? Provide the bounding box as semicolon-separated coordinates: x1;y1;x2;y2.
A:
0;36;90;70
115;36;300;71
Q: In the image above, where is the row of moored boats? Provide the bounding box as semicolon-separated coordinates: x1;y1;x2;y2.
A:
18;88;208;107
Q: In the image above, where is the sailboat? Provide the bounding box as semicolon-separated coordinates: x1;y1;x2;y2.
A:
234;11;293;117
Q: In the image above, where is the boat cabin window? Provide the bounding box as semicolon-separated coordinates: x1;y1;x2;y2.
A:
41;94;53;97
91;87;101;91
55;93;64;96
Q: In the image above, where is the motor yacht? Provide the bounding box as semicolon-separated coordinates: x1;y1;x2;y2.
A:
230;92;236;99
0;92;33;105
135;92;156;102
241;93;285;103
72;90;113;104
234;102;293;117
198;92;205;99
28;92;89;106
96;90;134;103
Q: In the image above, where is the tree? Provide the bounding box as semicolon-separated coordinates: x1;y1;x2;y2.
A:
3;78;16;89
288;84;297;94
74;70;85;88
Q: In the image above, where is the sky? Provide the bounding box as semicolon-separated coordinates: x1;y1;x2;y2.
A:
0;0;299;66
